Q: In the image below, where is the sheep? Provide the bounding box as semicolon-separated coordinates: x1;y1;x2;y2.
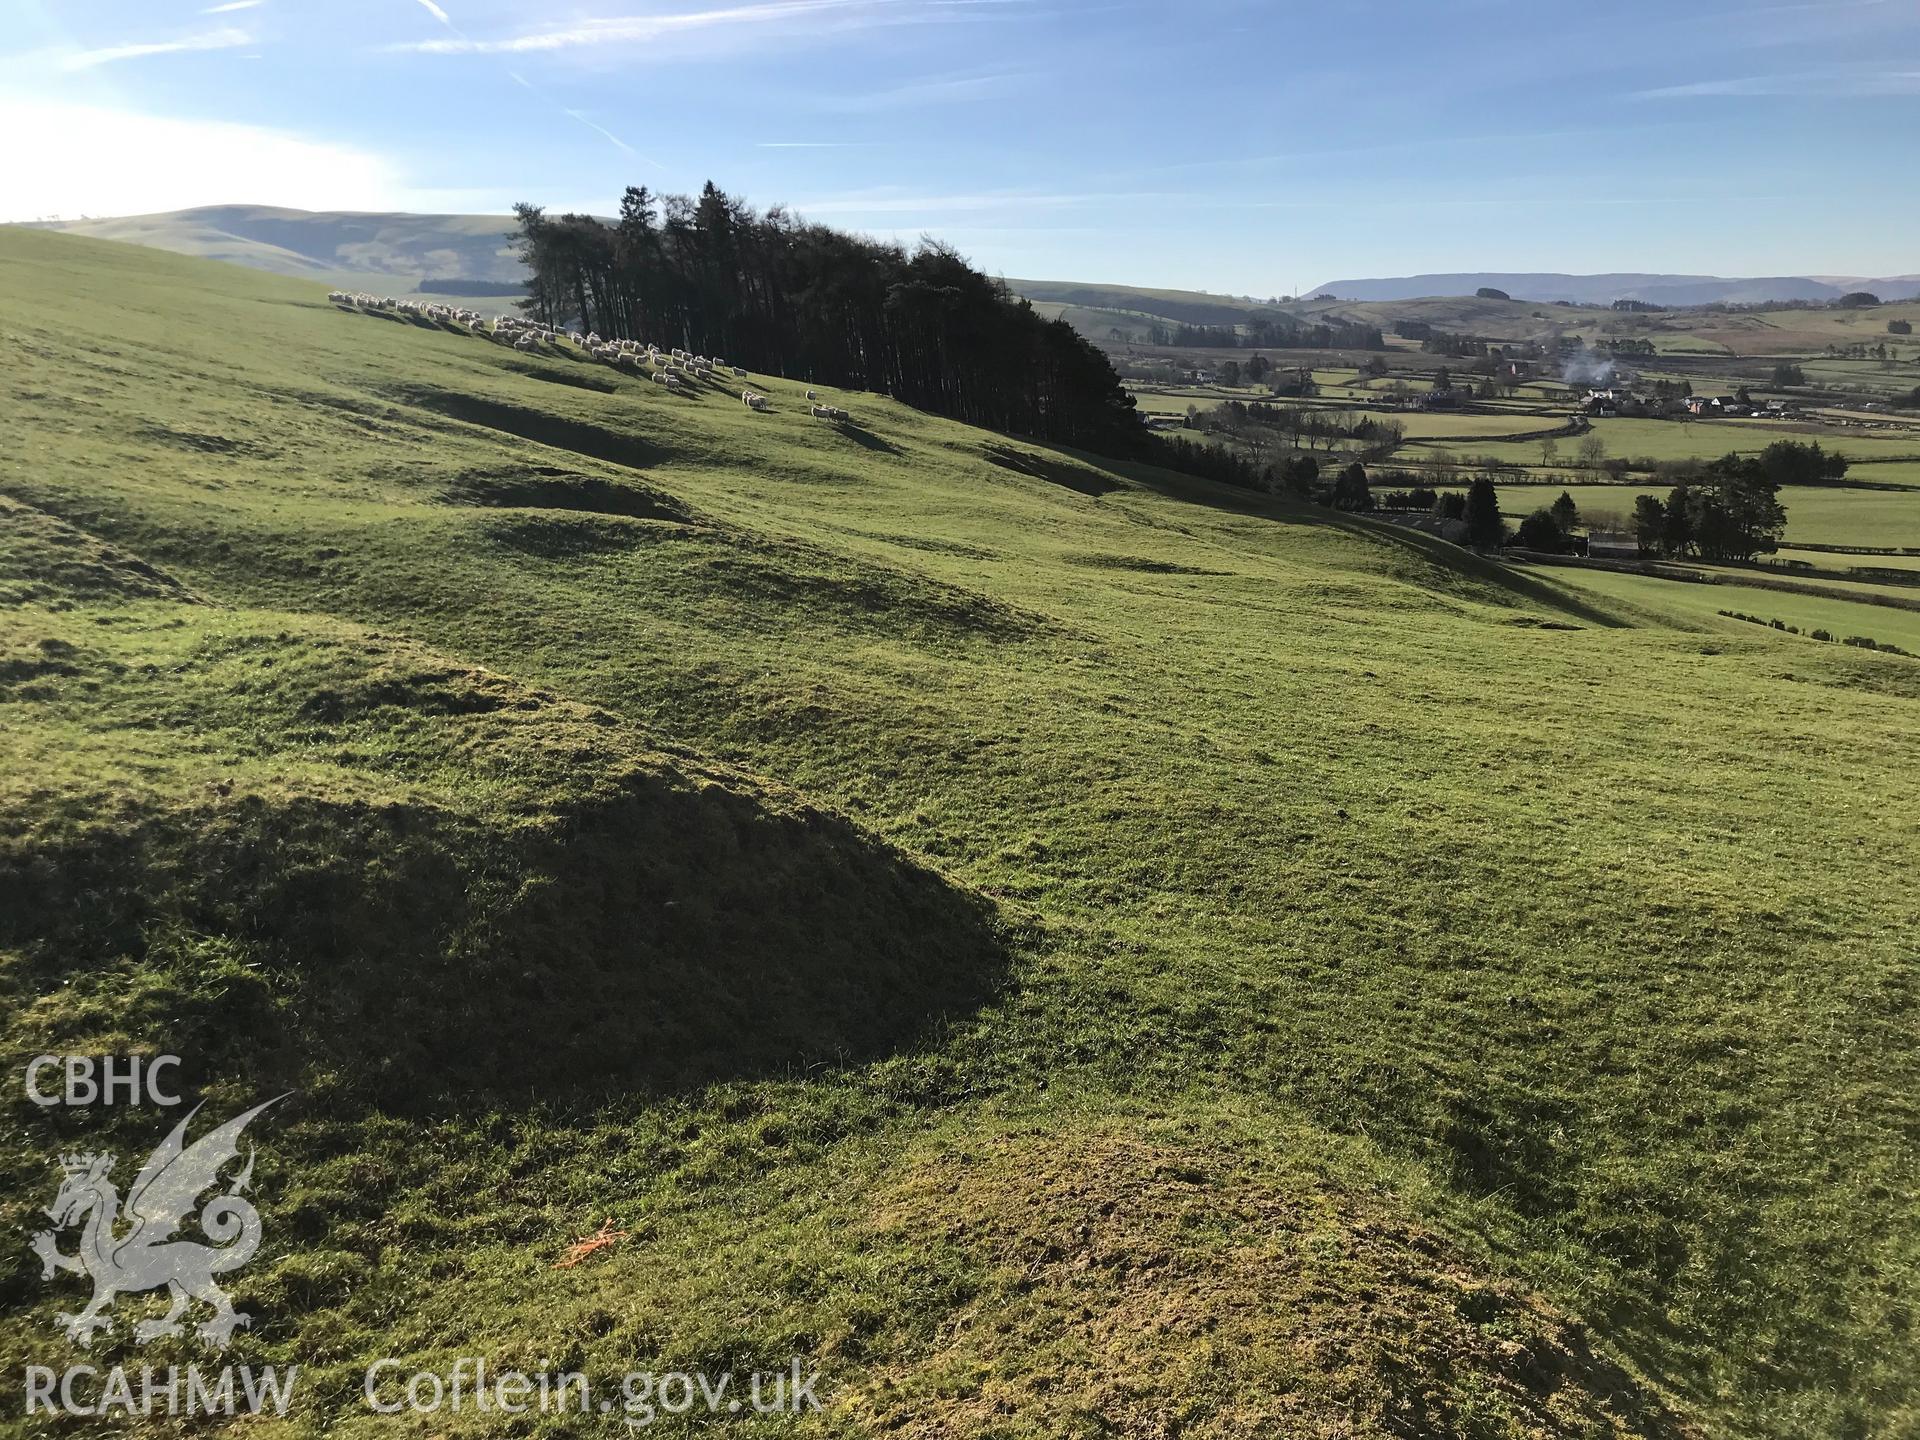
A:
806;389;817;401
811;405;850;421
732;366;748;377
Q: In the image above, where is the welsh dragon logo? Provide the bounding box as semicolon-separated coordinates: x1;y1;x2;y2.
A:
31;1098;286;1349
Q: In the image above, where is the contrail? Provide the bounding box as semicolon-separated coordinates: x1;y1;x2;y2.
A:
398;0;663;167
566;109;638;157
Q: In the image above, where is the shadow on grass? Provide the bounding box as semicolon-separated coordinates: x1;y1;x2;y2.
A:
499;358;620;394
3;772;1014;1113
984;443;1120;496
835;422;901;454
1314;512;1637;629
385;383;668;471
438;466;687;521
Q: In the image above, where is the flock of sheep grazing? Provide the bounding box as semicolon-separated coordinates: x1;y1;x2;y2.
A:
328;290;852;423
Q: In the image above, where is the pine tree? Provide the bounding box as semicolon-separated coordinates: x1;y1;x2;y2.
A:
1464;477;1503;549
1549;491;1579;535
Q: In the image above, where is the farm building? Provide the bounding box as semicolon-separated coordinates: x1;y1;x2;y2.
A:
1587;529;1642;560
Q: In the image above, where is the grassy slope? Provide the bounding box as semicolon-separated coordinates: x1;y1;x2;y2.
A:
2;230;1917;1439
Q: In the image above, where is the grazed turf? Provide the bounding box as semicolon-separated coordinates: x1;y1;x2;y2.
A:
1;229;1916;1440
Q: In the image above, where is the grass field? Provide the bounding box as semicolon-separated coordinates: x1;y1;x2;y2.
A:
1125;387;1204;416
3;229;1917;1439
1538;567;1920;652
1394;412;1572;440
1773;546;1920;575
1426;483;1920;549
1407;416;1920;468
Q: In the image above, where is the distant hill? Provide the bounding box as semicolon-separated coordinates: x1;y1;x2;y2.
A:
1005;279;1600;352
17;211;1917;314
19;205;526;291
1007;279;1290;331
1307;271;1920;306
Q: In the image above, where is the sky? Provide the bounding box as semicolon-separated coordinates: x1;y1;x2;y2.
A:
2;0;1917;293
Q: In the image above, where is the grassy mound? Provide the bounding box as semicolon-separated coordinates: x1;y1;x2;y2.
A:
855;1126;1690;1439
0;603;1010;1109
0;495;199;605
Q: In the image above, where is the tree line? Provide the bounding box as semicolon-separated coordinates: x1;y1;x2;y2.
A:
511;183;1143;452
1274;453;1791;562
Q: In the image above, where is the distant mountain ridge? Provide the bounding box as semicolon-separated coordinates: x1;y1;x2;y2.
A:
19;205;525;288
15;208;1916;310
1308;271;1920;306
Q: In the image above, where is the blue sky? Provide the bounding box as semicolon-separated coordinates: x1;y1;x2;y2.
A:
4;0;1917;291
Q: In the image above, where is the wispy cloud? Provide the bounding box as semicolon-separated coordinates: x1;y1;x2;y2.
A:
1634;68;1920;98
791;186;1177;218
391;0;970;55
201;0;264;12
56;27;252;72
389;0;661;164
820;65;1026;110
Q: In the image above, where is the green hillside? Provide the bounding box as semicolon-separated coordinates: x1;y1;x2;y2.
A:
1009;278;1291;328
3;230;1916;1438
23;205;525;289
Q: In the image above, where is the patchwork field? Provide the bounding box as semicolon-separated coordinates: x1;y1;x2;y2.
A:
1392;411;1572;441
3;229;1917;1439
1407;416;1920;469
